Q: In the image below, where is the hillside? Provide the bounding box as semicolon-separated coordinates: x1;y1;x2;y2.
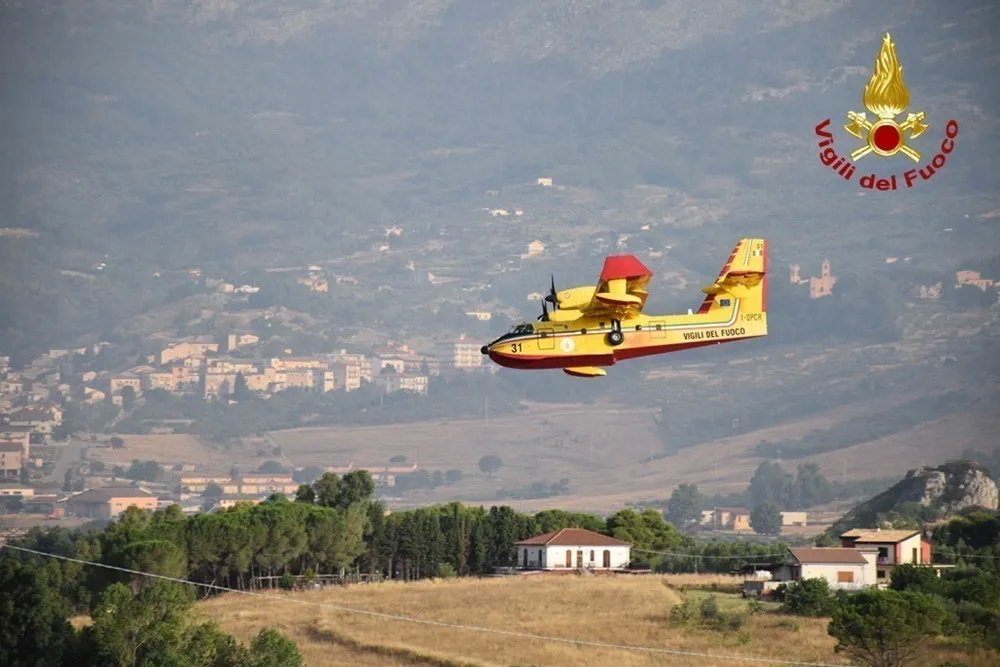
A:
2;1;999;362
198;575;992;666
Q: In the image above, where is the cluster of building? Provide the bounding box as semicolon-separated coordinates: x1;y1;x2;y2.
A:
700;507;808;532
790;259;837;299
742;528;947;595
509;526;949;593
30;334;493;408
915;269;998;301
0;354;64;478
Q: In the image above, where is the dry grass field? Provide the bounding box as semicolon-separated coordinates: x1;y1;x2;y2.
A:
199;574;994;667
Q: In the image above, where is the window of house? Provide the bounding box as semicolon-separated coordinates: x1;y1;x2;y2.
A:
837;571;854;583
912;547;918;563
590;550;595;562
877;570;886;579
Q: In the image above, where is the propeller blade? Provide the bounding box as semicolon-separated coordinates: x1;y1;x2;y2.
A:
538;299;549;321
546;274;559;309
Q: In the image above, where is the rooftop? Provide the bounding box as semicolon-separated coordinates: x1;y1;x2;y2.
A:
515;528;631;548
789;547;867;564
69;487;156;503
841;529;921;543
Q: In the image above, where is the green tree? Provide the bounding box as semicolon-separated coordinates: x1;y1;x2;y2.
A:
828;589;946;667
294;484;315;504
0;559;75;667
233;372;251;401
203;482;224;498
245;628;303;667
780;578;835;617
665;483;703;530
126;459;162;482
82;581;192;666
747;462;793;507
257;460;286;474
120;386;136;411
750;502;782;535
889;563;941;594
478;455;503;478
333;470;375;510
292;466;323;484
311;473;339;507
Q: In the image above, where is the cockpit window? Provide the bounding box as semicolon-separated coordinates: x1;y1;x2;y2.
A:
511;324;534;335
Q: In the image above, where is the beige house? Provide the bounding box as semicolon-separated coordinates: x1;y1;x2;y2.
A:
180;476;239;494
0;443;23;478
840;529;932;582
955;270;994;291
705;507;751;531
0;483;34;497
515;528;632;570
238;475;298;495
780;511;808;526
536;177;553;187
158;341;219;366
776;547;876;591
0;426;32;457
452;335;483;369
523;240;546;258
377;374;429;396
68;487;158;519
226;333;260;351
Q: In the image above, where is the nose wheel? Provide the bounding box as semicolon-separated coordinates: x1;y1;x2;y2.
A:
607;320;624;346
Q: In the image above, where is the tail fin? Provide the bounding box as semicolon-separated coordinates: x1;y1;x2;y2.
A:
697;238;767;315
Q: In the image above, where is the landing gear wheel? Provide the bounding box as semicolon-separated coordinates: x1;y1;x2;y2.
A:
607;321;624;346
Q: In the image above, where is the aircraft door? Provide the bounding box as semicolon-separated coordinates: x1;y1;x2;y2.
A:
537;330;555;350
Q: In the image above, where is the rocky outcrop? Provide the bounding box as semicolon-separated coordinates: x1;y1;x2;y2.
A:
830;461;998;534
896;461;999;513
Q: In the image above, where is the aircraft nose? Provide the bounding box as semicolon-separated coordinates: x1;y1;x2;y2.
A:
480;345;488;355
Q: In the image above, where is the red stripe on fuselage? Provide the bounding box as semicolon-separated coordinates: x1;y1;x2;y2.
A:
488;336;762;370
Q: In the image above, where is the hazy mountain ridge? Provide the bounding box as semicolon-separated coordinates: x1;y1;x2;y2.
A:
1;0;998;361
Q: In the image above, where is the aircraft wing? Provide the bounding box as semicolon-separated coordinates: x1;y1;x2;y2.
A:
578;255;652;317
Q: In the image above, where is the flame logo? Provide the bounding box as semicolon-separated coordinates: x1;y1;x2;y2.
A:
863;34;910;119
844;33;928;161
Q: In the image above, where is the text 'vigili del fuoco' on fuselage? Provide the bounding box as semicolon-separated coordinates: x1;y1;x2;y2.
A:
482;238;768;377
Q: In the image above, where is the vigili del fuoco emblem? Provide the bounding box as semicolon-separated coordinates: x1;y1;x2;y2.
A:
844;33;929;162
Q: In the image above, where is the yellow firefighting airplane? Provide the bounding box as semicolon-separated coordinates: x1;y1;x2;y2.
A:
482;238;767;377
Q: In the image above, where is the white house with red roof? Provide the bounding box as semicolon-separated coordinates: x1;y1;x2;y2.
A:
515;528;631;570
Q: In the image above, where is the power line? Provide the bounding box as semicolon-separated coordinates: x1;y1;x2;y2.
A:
632;547;789;560
1;544;850;667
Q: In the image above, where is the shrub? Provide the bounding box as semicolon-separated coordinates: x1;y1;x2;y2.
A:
669;599;697;626
699;595;721;623
735;631;752;645
436;563;457;579
719;612;746;632
746;598;763;615
773;618;800;632
279;572;296;590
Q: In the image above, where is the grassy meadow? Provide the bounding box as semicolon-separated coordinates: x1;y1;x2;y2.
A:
198;574;999;667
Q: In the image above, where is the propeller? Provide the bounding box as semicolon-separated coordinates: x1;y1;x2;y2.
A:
545;274;559;310
537;299;549;322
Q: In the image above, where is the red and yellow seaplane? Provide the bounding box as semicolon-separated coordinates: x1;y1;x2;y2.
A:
482;238;768;377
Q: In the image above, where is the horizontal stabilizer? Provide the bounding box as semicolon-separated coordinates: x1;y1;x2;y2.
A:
563;366;607;378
